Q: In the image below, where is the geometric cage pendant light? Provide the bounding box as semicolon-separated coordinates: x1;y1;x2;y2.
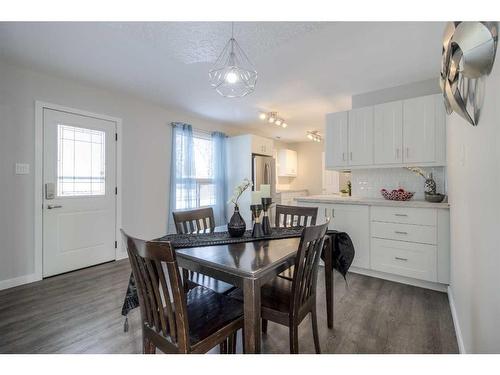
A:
209;22;258;98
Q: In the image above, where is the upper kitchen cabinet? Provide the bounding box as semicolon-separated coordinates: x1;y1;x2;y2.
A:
403;94;446;165
325;111;348;169
374;100;403;165
277;149;298;177
325;93;446;170
251;135;274;156
348;107;374;166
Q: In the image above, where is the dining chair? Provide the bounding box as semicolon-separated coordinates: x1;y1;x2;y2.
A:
275;204;318;228
172;208;235;295
275;204;319;280
260;221;329;354
122;229;244;354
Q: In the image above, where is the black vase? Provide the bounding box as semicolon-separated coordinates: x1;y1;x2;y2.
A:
228;204;246;238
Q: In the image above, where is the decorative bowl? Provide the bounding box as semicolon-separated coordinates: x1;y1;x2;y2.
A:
381;189;415;201
424;192;446;203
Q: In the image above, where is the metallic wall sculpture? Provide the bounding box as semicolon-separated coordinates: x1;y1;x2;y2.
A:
440;22;498;126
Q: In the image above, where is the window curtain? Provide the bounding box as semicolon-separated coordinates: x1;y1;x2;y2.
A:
168;122;196;232
211;131;228;226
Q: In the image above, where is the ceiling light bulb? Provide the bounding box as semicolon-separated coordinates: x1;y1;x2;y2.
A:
259;113;267;120
282;122;288;128
268;115;276;123
307;134;313;140
225;70;239;84
275;119;282;126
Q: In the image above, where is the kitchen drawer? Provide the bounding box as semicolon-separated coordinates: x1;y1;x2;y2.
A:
371;221;437;245
371;206;436;226
371;238;437;282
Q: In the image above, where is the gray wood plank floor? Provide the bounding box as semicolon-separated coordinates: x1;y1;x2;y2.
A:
0;259;458;354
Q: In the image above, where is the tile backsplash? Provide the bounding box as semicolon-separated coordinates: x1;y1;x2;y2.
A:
351;167;446;200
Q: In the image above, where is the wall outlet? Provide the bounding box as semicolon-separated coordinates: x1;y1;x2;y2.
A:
15;163;30;175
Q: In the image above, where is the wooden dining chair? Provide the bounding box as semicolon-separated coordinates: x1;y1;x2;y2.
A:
122;229;244;354
275;204;319;280
260;221;329;354
172;208;235;295
275;204;318;228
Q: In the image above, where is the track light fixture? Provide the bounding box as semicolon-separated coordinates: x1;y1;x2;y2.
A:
306;131;322;142
259;111;288;128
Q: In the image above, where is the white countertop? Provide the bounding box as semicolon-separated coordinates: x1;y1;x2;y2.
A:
276;189;308;194
295;194;450;209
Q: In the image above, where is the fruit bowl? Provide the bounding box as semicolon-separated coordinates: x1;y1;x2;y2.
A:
381;189;415;201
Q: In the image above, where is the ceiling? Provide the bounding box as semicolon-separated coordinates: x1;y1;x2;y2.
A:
0;22;445;141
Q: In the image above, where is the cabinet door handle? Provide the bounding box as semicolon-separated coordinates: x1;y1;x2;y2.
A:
406;147;409;158
394;213;408;217
394;231;408;235
350;152;353;160
332;208;335;218
342;152;345;161
395;257;408;261
396;148;400;160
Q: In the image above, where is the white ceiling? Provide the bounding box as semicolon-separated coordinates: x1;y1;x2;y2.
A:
0;22;445;141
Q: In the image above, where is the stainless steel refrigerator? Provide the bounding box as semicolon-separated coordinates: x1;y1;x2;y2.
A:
252;154;276;197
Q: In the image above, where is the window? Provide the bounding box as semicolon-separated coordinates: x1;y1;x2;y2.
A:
174;131;216;210
57;124;105;197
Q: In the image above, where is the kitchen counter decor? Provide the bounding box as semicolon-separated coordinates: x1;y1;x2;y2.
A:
380;188;415;201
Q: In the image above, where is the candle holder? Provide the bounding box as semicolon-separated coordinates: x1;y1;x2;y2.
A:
261;197;273;235
250;204;263;238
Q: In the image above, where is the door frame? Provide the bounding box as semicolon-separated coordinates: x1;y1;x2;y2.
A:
34;101;123;281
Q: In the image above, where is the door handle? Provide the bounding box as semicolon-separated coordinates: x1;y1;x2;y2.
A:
47;204;63;209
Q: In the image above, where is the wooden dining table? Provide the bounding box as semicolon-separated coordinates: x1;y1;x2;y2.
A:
174;228;335;354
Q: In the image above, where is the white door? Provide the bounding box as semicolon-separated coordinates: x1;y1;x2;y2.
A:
403;95;437;164
374;101;403;165
325;111;348;168
43;109;117;277
348;107;373;166
329;204;370;269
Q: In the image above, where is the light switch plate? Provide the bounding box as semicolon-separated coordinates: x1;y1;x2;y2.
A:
15;163;30;175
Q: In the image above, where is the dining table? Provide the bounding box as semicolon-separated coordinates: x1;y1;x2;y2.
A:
122;226;354;354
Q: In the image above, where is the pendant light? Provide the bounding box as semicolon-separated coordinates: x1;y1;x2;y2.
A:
209;22;258;98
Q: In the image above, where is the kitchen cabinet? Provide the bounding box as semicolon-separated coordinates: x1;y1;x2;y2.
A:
374;100;403;165
325;94;446;170
403;94;445;164
348;107;373;166
277;149;298;177
325;111;348;169
251;135;274;156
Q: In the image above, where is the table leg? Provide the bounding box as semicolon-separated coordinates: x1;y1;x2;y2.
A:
324;238;334;329
242;278;261;354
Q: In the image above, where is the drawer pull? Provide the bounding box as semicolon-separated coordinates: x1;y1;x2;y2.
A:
394;231;408;235
394;257;408;261
394;213;408;217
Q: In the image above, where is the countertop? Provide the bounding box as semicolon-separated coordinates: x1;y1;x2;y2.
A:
295;194;450;209
276;189;308;194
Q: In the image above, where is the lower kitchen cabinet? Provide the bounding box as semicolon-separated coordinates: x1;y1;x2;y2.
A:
371;238;437;282
295;200;450;289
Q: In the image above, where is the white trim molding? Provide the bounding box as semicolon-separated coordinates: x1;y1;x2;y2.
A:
447;285;466;354
0;273;39;291
34;101;123;282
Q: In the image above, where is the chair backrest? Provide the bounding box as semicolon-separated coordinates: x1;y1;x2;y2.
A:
291;221;329;315
172;207;215;234
121;229;190;352
275;204;318;228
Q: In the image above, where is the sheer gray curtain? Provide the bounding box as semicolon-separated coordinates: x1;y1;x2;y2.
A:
211;131;228;226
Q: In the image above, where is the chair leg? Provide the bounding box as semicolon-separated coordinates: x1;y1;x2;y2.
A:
182;268;189;292
311;307;321;354
219;340;227;354
143;338;156;354
289;324;299;354
262;319;268;334
228;332;237;354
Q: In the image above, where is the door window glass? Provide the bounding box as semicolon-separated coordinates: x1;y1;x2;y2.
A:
57;124;105;196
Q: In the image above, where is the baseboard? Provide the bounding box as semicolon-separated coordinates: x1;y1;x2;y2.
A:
447;285;466;354
349;266;448;292
116;251;128;261
0;273;40;291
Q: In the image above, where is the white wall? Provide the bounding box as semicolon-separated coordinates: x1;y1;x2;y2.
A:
447;61;500;353
0;59;245;288
288;141;325;195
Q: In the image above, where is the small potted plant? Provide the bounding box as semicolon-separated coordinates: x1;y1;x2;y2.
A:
227;178;252;237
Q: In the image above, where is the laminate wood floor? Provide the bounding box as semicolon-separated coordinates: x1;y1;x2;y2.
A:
0;259;458;354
